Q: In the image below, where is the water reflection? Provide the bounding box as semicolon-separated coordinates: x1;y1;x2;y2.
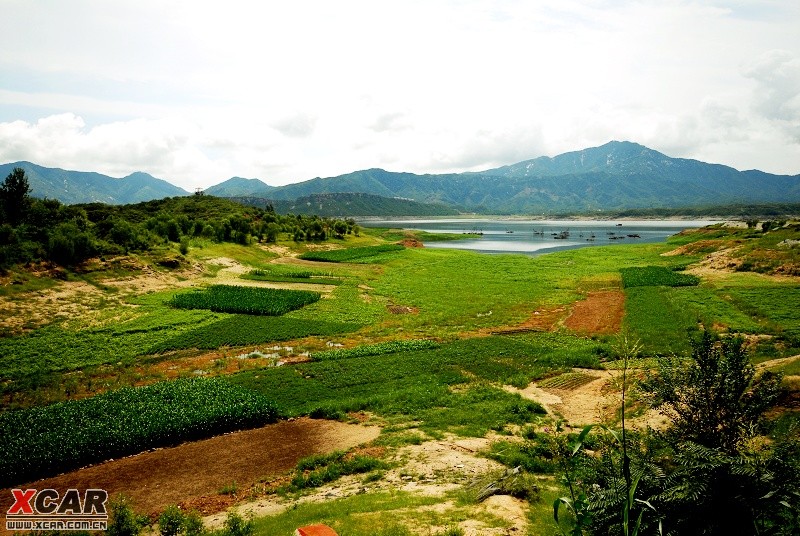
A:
359;219;718;256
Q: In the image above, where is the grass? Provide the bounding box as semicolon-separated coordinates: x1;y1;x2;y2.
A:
249;491;451;536
365;243;692;339
229;334;596;433
777;358;800;376
283;451;389;492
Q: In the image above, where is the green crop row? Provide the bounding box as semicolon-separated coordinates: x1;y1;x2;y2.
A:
241;269;343;286
250;268;312;278
299;244;404;263
0;377;278;487
149;315;359;353
620;266;700;288
310;339;440;361
169;285;321;315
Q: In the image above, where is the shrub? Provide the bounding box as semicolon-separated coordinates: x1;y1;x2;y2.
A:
158;505;185;536
107;495;148;536
221;513;253;536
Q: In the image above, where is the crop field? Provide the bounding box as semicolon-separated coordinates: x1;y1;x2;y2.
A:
169;284;321;315
298;244;405;263
0;309;224;381
0;377;279;487
310;339;440;360
2;220;798;535
620;265;700;287
148;315;360;353
241;267;344;285
231;334;600;424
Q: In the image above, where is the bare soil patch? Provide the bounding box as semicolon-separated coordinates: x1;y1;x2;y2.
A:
0;418;379;521
507;369;667;430
206;435;520;533
563;290;625;335
487;305;568;335
399;238;424;248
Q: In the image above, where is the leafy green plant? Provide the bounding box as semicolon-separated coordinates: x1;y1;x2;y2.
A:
169;285;320;315
183;511;206;536
158;505;185;536
107;495;149;536
621;266;699;288
220;512;253;536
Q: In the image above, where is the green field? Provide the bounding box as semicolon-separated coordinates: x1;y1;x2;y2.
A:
1;220;798;535
0;378;279;487
169;285;321;315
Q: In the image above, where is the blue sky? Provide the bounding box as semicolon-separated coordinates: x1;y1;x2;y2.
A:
1;0;798;190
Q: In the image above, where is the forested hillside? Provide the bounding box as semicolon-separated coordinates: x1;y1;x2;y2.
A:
0;168;358;269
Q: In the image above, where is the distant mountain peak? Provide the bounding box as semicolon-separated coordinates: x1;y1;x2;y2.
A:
203;176;273;197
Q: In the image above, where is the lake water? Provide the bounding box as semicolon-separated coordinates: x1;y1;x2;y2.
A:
359;218;719;256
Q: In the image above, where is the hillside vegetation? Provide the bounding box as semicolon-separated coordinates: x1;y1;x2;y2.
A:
0;168;361;269
1;168;798;535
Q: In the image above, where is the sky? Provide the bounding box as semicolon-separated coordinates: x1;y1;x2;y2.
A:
0;0;799;191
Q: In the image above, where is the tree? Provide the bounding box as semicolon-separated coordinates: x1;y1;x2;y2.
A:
636;332;794;535
643;331;783;453
565;332;797;536
0;167;32;225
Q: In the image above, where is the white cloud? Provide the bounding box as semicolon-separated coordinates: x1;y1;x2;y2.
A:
1;0;799;187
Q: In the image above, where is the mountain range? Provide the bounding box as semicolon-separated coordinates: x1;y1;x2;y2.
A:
0;161;189;205
3;141;800;214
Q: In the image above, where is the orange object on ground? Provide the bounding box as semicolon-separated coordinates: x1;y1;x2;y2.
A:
295;525;338;536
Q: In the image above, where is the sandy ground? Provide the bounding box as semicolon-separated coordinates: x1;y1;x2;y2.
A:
506;369;667;430
205;434;529;535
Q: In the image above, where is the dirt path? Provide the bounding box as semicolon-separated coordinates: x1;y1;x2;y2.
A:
757;354;800;371
0;418;379;522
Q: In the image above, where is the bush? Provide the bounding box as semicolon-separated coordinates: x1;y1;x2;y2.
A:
107;495;148;536
158;505;185;536
221;513;253;536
